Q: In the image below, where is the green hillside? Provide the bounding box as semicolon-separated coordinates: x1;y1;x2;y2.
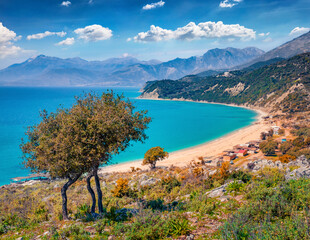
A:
141;53;310;113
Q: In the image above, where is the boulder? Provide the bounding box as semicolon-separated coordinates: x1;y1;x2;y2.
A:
205;180;242;198
140;178;158;187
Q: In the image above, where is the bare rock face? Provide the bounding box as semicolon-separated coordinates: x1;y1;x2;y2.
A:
138;174;159;187
285;156;310;180
205;180;243;198
248;155;310;181
250;159;284;171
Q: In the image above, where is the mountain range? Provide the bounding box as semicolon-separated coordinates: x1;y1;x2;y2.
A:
0;31;309;87
0;47;264;87
240;31;310;68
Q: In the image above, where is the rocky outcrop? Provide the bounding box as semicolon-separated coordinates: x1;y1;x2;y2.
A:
138;174;159;187
205;180;243;198
248;155;310;180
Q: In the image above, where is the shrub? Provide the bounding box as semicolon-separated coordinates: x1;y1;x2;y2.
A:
184;193;217;215
112;178;136;198
165;213;192;237
260;140;278;156
279;154;296;163
212;161;230;182
280;141;293;154
226;181;245;194
74;204;94;221
111;210;192;239
231;170;252;183
160;176;181;193
144;199;166;211
220;178;310;240
59;224;91;239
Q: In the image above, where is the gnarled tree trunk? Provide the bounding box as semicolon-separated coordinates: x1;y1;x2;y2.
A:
61;174;81;220
86;173;96;214
94;169;104;213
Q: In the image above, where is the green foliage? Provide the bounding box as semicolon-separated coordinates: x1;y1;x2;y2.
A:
74;204;94;222
142;146;168;169
160;176;181;193
220;176;310;239
110;210;192;239
226;181;245;194
58;224;91;239
20;91;151;219
183;193;217;216
260;140;278;156
141;53;310;113
230;170;252;183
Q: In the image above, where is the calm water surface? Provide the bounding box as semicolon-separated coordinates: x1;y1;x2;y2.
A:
0;87;257;185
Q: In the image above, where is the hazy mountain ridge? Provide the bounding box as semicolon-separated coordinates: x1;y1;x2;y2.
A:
242;31;310;68
0;47;264;87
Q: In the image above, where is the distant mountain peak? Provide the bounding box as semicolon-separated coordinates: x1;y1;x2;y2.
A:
243;31;310;68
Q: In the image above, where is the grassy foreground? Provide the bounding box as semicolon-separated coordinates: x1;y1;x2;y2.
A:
1;159;310;239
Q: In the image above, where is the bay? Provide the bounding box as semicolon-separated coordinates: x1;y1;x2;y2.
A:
0;87;256;185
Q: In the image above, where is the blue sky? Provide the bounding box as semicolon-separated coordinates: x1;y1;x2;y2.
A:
0;0;309;68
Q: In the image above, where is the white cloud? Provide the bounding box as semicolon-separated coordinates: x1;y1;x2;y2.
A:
56;37;75;46
27;31;67;40
74;24;112;42
61;1;71;7
219;0;242;8
263;37;272;43
89;0;93;4
142;0;165;10
289;27;310;36
132;21;256;42
0;23;19;44
258;32;270;37
0;22;25;59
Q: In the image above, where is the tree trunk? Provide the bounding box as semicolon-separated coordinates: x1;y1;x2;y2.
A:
94;169;104;213
61;174;81;220
86;173;96;214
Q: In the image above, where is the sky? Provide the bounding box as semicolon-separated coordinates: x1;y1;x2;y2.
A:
0;0;309;68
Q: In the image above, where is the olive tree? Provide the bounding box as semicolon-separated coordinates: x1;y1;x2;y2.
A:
77;92;151;213
142;146;168;170
21;91;151;218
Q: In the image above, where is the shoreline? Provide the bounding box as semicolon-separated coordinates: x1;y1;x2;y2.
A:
98;98;270;175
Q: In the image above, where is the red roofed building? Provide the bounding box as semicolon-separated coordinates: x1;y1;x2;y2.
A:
237;149;248;157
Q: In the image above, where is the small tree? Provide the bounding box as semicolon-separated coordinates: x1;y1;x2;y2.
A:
260;140;278;156
142;146;168;170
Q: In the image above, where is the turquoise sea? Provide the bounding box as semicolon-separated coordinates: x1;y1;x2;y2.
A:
0;87;257;186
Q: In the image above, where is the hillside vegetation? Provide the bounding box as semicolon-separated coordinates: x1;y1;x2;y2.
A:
141;53;310;113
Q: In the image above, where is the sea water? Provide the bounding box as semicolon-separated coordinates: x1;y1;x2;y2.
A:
0;87;256;185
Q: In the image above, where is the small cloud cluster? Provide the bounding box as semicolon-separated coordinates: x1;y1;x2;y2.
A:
130;21;256;42
142;0;165;10
27;31;66;40
61;1;71;7
0;22;23;58
56;37;75;46
289;27;310;36
258;32;270;37
219;0;242;8
74;24;112;42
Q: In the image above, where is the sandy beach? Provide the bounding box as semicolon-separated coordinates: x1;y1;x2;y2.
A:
99;100;270;175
